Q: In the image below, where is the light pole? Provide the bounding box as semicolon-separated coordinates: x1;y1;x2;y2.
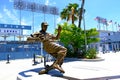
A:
79;0;87;52
83;9;87;52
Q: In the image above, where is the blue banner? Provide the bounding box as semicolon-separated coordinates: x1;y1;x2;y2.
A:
0;23;31;30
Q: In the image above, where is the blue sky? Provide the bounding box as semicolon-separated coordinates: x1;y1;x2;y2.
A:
0;0;120;40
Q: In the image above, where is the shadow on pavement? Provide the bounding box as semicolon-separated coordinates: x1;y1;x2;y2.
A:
17;67;81;80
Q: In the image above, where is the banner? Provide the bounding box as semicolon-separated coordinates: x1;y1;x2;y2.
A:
0;28;21;35
0;23;31;30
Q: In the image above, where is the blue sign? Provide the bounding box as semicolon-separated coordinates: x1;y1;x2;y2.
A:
0;23;31;30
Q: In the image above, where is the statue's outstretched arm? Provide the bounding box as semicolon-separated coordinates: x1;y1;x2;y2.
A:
52;25;62;40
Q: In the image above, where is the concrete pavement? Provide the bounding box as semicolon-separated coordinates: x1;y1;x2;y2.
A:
0;52;120;80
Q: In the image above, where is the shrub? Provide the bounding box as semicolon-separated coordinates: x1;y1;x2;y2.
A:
84;48;98;59
66;47;76;57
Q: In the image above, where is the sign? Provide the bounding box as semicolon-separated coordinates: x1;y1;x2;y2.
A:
14;0;59;15
0;23;31;30
0;28;21;35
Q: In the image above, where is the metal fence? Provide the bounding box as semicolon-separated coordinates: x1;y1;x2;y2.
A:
0;41;44;61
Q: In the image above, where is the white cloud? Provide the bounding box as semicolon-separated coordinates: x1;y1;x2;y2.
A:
52;2;56;5
9;0;14;2
21;18;27;25
45;0;56;6
56;17;62;24
2;7;32;35
3;7;30;25
0;13;2;18
3;6;19;24
45;0;49;5
0;13;6;23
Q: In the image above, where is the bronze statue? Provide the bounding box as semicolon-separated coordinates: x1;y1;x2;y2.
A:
27;22;67;74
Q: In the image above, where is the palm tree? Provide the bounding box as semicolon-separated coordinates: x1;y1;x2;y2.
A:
60;8;70;22
60;3;79;24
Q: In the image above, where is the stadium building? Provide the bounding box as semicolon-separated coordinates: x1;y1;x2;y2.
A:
89;30;120;53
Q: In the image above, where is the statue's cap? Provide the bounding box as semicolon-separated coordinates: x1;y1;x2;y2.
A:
41;22;49;26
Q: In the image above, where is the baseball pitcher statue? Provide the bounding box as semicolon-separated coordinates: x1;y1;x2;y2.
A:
27;22;67;74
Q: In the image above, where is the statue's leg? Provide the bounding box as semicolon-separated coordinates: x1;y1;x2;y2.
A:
52;50;66;73
39;49;66;74
58;58;64;67
39;59;65;74
52;58;63;67
39;65;54;74
39;54;57;74
39;68;47;74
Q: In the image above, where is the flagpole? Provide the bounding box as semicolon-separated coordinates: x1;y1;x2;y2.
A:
116;24;118;32
112;22;114;31
103;24;105;31
118;24;120;32
106;21;108;31
114;22;117;32
106;25;108;31
99;23;101;30
98;18;101;31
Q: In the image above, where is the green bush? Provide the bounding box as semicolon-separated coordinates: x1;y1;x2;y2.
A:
84;48;98;59
66;47;76;57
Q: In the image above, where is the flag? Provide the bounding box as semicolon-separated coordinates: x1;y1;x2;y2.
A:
102;18;108;26
102;19;106;23
118;24;120;27
108;20;112;25
109;20;112;23
94;16;100;20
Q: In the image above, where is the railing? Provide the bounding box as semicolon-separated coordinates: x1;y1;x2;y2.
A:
0;41;43;60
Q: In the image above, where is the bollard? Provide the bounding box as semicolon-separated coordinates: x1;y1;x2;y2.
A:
44;56;46;67
32;53;37;65
41;57;43;63
6;54;10;64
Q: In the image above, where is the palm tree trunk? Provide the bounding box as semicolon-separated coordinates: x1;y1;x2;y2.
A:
78;0;85;28
71;7;75;24
72;14;74;24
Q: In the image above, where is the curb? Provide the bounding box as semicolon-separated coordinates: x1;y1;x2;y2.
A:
80;57;105;62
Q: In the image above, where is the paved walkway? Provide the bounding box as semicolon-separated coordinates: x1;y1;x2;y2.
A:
0;52;120;80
